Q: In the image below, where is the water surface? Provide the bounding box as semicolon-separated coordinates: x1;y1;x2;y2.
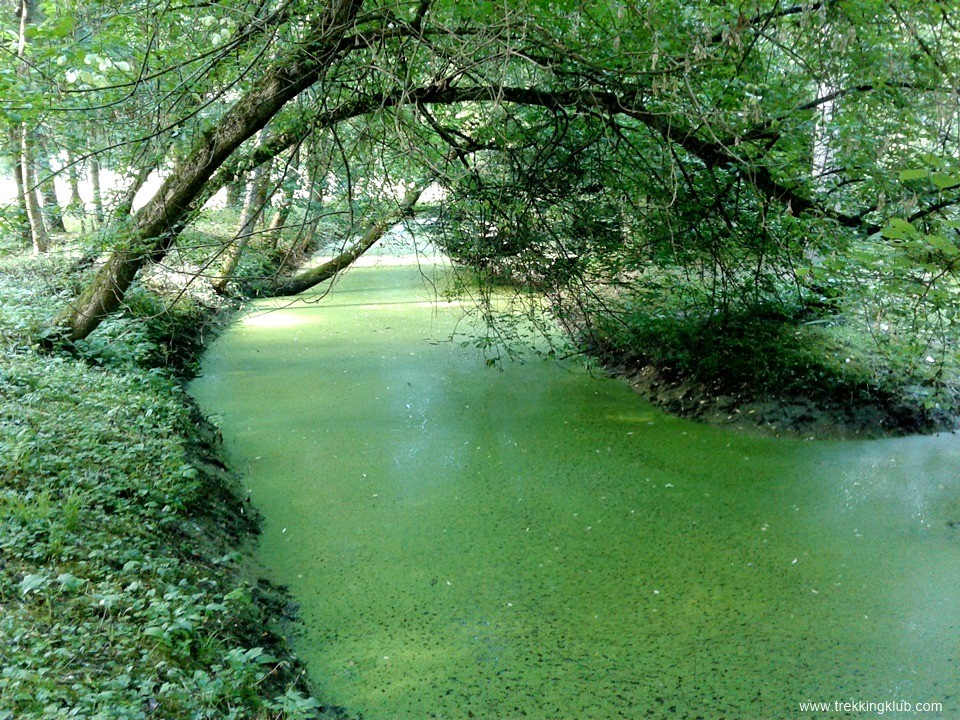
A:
190;254;960;719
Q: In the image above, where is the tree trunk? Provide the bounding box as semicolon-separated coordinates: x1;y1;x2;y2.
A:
212;127;274;294
20;127;47;253
812;82;837;189
224;181;244;209
265;179;429;297
282;135;331;256
89;154;104;226
8;126;32;246
266;192;294;250
39;175;66;234
52;0;363;342
266;145;301;251
114;165;154;220
15;0;46;252
39;138;66;233
65;150;85;230
303;140;329;244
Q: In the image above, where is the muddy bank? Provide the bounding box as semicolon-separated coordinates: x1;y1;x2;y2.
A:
622;362;958;438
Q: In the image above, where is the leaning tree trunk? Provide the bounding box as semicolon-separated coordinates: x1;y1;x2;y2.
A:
114;164;154;220
52;0;364;343
212;127;274;294
265;179;430;297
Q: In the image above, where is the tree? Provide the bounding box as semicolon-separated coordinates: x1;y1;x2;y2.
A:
49;0;365;339
38;135;66;232
5;126;32;246
13;0;47;252
265;175;432;297
22;0;959;350
263;145;300;251
212;125;275;294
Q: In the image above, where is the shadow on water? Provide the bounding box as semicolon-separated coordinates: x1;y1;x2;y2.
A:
191;256;960;720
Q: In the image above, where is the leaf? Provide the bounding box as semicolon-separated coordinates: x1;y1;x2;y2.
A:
19;573;48;595
224;587;251;604
898;168;928;181
881;218;916;240
56;573;85;592
931;173;960;190
168;619;194;633
924;234;959;257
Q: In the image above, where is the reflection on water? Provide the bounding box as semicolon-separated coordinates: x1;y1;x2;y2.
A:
191;257;960;720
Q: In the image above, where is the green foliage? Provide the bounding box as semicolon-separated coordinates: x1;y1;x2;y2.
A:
0;251;316;719
2;1;958;713
588;294;869;399
437;114;628;287
77;284;214;376
581;256;959;424
810;235;960;407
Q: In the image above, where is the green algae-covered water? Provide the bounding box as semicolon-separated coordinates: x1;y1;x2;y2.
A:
190;252;960;720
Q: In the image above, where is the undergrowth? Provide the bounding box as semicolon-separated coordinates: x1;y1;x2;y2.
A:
0;249;322;719
580;285;959;433
590;302;871;397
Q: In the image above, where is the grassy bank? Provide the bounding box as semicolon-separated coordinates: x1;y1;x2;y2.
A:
0;249;323;719
576;287;960;437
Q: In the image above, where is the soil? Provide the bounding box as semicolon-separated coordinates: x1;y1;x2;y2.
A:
621;363;958;439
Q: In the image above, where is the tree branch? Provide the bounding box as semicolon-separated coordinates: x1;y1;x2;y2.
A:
262;177;433;297
709;1;835;45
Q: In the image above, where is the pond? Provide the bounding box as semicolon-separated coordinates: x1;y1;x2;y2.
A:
190;247;959;719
